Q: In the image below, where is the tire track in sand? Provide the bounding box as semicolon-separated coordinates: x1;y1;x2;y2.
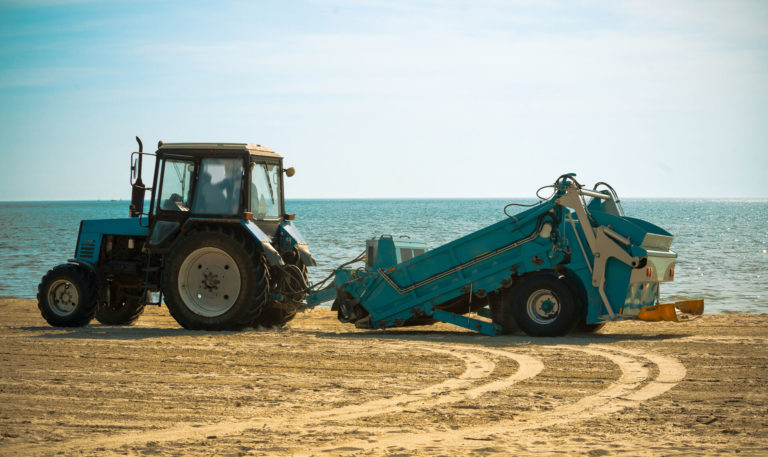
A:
309;345;543;423
7;340;541;455
309;344;686;456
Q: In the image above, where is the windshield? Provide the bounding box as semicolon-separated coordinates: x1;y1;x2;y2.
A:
250;162;281;220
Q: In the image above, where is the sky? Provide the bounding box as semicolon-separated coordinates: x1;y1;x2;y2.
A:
0;0;766;200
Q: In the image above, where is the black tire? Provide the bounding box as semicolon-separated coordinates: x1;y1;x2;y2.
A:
573;321;606;334
162;225;268;330
37;263;98;327
335;291;369;325
510;273;580;337
255;249;308;328
255;303;298;329
96;286;146;325
489;288;520;335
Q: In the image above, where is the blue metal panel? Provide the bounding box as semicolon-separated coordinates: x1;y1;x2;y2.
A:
278;220;316;266
622;216;672;237
241;220;284;266
81;218;149;237
590;211;651;251
373;237;398;269
75;232;102;263
278;220;306;250
604;257;633;312
75;218;149;263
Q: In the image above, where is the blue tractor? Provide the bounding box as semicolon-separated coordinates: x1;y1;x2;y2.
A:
37;138;316;330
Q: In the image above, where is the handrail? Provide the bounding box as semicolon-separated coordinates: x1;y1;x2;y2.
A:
578;188;610;200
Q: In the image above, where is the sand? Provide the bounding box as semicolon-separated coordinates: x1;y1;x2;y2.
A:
0;298;767;456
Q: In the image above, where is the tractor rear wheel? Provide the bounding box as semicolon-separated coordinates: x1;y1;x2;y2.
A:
255;249;308;328
162;226;268;330
510;273;580;337
254;302;298;329
96;286;146;325
37;263;98;327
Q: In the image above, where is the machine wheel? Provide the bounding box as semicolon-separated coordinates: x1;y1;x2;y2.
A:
162;226;268;330
96;287;146;325
489;288;520;335
510;274;580;337
335;291;368;324
256;249;308;328
573;321;606;334
37;264;98;327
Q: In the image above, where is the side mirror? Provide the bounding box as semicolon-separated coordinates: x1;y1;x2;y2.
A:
284;167;295;177
130;156;140;185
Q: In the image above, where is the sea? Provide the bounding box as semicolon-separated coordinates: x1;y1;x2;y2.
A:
0;199;766;314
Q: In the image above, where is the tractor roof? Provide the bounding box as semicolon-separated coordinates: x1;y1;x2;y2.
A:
157;143;281;159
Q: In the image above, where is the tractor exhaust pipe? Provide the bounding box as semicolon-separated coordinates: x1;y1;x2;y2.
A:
129;136;146;217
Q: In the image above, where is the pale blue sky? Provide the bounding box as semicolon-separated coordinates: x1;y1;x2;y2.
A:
1;0;766;200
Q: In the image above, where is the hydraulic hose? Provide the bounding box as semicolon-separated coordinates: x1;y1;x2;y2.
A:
306;250;366;293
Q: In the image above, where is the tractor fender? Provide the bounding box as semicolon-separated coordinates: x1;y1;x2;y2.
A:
278;220;317;267
65;258;108;303
241;220;284;266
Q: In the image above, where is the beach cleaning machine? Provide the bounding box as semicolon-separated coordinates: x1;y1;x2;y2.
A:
306;174;703;337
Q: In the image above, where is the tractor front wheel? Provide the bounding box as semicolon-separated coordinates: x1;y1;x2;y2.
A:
37;264;98;327
162;226;268;330
510;274;580;337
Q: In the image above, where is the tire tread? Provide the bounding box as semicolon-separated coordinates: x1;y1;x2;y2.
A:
162;225;267;330
37;263;98;327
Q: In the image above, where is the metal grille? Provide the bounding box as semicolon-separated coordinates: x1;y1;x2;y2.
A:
78;239;97;259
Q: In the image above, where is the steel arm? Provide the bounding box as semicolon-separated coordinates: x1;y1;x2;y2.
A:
556;185;639;319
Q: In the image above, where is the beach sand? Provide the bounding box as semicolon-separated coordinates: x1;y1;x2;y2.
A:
1;298;766;456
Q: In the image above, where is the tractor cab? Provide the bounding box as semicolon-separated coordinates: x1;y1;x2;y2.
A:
134;143;293;250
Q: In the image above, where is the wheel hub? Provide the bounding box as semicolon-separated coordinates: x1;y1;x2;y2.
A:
178;247;241;317
202;271;221;291
526;289;561;324
48;280;78;316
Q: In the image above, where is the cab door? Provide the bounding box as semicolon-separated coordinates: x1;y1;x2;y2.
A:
148;157;195;248
249;159;284;237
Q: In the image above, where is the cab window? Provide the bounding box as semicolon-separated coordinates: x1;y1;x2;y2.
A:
251;162;281;220
158;159;194;212
191;158;244;216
